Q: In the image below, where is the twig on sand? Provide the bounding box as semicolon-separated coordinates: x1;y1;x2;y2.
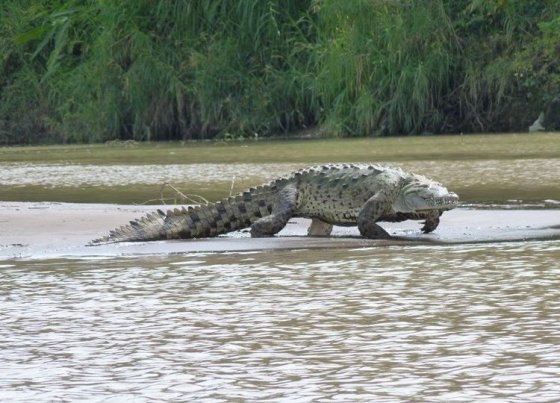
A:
229;175;236;197
159;182;209;205
133;183;210;206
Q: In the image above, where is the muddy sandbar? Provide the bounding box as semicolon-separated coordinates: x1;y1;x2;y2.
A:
1;202;560;260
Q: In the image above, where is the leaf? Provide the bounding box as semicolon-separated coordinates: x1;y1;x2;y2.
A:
14;25;50;45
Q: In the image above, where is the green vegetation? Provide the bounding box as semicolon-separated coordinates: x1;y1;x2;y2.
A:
2;1;560;144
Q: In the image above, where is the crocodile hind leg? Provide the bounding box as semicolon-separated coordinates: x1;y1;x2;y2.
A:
421;210;442;233
251;184;297;237
357;191;392;239
307;218;333;236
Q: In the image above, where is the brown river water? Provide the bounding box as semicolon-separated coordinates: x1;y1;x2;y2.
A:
2;158;560;202
2;244;560;401
1;160;560;401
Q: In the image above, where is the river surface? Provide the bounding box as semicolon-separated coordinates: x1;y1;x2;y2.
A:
2;154;560;401
2;159;560;203
2;242;560;401
2;159;559;189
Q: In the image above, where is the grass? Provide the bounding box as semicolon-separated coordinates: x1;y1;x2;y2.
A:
3;1;560;143
2;133;560;164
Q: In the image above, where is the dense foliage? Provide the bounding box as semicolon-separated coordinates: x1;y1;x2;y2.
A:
1;0;560;144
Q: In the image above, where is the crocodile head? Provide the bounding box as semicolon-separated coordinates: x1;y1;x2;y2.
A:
393;176;459;213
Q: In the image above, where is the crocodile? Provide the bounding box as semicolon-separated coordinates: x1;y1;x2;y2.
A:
91;163;459;244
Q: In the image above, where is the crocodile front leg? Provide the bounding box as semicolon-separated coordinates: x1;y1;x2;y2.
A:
421;210;442;233
251;184;297;237
357;191;393;239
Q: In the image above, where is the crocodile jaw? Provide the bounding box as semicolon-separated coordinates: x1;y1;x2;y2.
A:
394;180;459;213
414;192;459;211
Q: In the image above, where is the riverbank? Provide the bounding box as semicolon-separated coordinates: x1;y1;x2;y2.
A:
2;133;559;164
2;202;560;260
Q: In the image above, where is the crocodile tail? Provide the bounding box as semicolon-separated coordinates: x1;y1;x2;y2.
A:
90;184;279;244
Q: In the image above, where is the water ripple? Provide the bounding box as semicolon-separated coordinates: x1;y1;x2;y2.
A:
1;159;559;190
1;241;560;401
0;163;300;187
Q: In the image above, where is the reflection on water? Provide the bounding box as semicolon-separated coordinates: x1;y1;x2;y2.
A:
2;241;560;401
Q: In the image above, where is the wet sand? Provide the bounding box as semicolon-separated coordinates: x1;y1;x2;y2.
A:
1;202;560;260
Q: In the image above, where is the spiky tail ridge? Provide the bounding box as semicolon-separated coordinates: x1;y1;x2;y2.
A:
91;183;283;244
